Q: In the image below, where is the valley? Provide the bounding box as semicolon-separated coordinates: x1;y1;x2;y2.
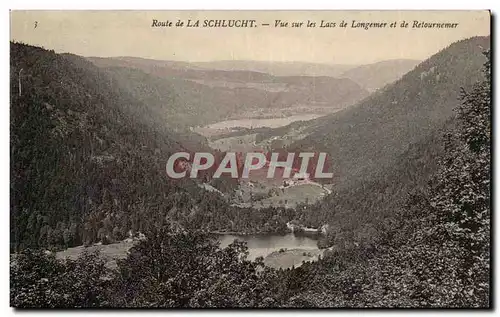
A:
10;36;489;253
193;114;333;211
87;56;422;128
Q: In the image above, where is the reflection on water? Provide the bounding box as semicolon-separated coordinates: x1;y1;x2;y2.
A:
217;233;319;260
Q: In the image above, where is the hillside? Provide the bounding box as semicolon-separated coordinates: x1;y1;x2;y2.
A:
292;36;490;185
11;43;305;251
339;59;420;91
186;38;487;215
195;59;420;91
296;51;490;307
298;120;455;241
10;42;209;250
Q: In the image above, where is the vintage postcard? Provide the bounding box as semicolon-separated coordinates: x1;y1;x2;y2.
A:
9;10;491;308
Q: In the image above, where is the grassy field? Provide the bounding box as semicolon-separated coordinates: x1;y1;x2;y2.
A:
235;182;329;209
209;133;259;152
263;183;327;206
56;239;136;269
55;238;322;270
263;248;323;269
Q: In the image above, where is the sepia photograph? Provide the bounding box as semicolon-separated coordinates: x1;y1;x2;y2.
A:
8;10;491;309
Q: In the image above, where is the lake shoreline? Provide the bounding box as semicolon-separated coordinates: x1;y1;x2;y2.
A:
212;230;322;240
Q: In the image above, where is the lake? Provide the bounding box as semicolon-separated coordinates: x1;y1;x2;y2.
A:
56;233;322;271
204;114;322;130
217;233;319;261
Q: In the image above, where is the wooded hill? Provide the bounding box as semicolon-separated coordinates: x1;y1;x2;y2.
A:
10;40;490;307
292;36;490;185
10;42;201;250
261;36;491;248
339;59;420;91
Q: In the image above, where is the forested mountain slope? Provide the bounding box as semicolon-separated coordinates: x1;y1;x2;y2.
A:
10;43;490;309
279;36;490;247
10;42;206;250
300;120;456;246
294;51;490;307
292;36;490;185
11;43;302;251
192;60;355;77
339;59;420;91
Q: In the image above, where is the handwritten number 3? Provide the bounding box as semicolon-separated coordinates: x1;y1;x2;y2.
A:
34;21;38;29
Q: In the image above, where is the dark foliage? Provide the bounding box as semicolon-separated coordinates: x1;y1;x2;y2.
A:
10;41;490;308
10;42;295;252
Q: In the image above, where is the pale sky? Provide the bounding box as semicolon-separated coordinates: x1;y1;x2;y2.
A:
10;10;490;64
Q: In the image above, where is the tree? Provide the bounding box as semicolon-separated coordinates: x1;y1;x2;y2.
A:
11;249;110;308
426;50;491;305
110;228;281;307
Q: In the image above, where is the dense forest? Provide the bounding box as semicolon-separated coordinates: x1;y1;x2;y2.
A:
10;40;490;307
292;36;490;183
255;36;491;250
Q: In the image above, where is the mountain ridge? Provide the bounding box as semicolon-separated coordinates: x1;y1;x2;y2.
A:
339;59;421;91
291;36;490;184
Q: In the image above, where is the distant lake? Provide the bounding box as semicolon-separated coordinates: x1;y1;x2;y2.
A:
217;233;319;261
204;114;322;130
